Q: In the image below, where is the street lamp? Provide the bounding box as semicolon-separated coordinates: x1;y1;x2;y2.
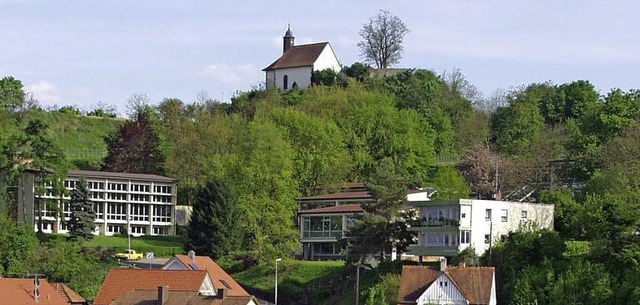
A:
275;258;282;305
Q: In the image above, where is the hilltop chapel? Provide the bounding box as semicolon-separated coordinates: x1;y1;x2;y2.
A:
263;25;341;90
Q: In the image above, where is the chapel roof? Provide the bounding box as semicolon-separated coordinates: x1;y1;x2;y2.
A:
263;42;330;71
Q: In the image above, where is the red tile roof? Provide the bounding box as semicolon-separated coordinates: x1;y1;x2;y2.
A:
298;203;364;215
110;289;258;305
263;43;329;71
171;255;249;297
93;269;208;305
52;282;87;304
397;266;495;305
0;278;70;305
298;191;373;202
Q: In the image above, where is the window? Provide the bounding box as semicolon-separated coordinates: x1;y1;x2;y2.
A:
107;225;123;234
152;205;172;223
153;227;169;235
154;185;172;194
485;209;492;221
95;203;104;220
283;75;288;90
521;210;528;219
460;230;471;244
89;182;105;190
484;234;491;244
131;226;147;235
501;209;508;222
131;204;149;221
106;202;126;220
461;212;466;218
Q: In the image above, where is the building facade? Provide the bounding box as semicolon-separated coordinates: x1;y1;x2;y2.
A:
297;183;431;260
407;199;555;257
17;169;177;236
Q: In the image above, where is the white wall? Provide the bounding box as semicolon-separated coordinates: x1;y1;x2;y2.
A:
313;44;341;72
272;66;313;89
469;200;554;255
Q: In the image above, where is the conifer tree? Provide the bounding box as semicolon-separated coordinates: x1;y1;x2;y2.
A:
68;176;96;240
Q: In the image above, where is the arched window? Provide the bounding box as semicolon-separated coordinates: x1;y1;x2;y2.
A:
283;75;289;90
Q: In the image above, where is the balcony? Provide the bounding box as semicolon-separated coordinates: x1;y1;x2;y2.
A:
406;245;460;256
409;218;460;231
301;230;343;240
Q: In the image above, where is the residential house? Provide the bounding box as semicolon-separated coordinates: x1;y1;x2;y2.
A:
0;277;81;305
263;25;341;90
161;250;251;298
397;260;496;305
298;183;430;260
51;283;88;305
407;199;554;257
17;169;177;236
94;268;259;305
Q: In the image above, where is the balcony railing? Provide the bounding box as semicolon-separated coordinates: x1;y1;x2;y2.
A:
406;245;460;256
414;218;460;228
302;230;343;239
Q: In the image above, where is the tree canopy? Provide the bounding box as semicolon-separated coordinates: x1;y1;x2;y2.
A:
358;10;410;69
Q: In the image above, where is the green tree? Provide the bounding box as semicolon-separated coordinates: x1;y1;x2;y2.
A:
0;215;40;276
0;76;25;111
103;111;164;174
429;166;471;199
311;68;344;87
268;107;351;196
68;176;96;241
492;99;544;156
186;179;244;259
358;10;410;68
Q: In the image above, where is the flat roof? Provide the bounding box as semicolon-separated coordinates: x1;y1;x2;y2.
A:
68;170;176;184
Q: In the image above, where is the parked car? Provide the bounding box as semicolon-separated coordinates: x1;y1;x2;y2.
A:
115;249;144;260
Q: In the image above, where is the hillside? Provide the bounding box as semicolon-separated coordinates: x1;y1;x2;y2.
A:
1;109;124;170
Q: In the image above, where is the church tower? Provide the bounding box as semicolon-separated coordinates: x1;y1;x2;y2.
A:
283;24;295;53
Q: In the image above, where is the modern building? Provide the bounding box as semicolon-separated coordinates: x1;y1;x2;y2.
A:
17;169;177;236
263;25;341;90
297;183;430;260
406;199;555;257
397;260;496;305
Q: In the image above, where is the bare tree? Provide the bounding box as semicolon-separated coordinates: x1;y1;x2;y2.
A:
358;10;410;69
126;93;150;118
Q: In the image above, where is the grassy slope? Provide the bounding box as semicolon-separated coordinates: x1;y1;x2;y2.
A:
1;109;124;170
233;260;346;301
84;235;185;257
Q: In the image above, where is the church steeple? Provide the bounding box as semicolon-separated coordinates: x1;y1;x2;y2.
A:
283;24;295;53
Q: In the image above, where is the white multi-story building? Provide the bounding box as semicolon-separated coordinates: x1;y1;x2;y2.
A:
407;199;555;257
17;169;177;236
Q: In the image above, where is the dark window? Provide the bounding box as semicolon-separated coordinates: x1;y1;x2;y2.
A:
283;75;288;89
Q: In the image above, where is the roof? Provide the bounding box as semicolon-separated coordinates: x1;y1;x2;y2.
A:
397;266;495;305
93;269;208;305
298;190;373;202
298;203;364;215
110;289;258;305
68;170;176;183
263;42;329;71
52;282;87;303
169;255;250;297
0;278;70;305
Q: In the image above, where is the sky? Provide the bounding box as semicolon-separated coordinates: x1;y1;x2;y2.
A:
2;1;639;116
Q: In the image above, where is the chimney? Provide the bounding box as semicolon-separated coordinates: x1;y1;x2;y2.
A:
217;288;227;299
157;286;168;305
187;250;196;262
439;257;447;272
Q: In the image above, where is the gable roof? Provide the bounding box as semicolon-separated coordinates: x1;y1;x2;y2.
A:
110;289;258;305
397;266;495;305
298;203;364;215
0;278;70;305
167;255;250;297
263;42;329;71
93;269;208;305
447;267;495;305
298;190;373;202
51;282;87;304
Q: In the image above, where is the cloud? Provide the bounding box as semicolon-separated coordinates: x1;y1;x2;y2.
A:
202;63;262;85
24;81;61;103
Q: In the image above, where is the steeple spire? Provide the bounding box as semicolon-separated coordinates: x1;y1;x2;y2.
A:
283;24;295;53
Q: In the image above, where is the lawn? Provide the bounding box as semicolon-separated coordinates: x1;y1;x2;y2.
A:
233;260;347;301
84;235;185;257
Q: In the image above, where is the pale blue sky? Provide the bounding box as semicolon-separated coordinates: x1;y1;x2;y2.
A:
2;1;639;116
